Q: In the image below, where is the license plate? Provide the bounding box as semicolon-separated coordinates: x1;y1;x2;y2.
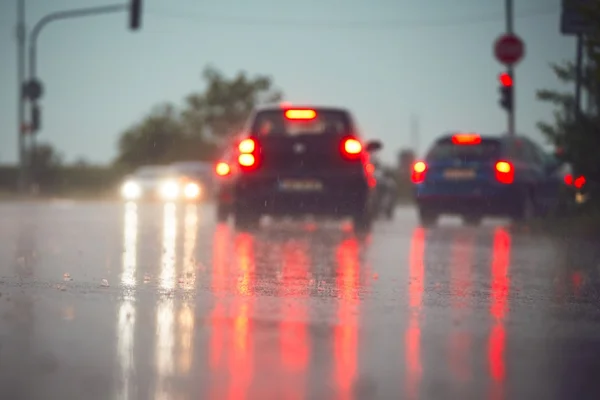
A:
443;169;476;180
279;179;323;191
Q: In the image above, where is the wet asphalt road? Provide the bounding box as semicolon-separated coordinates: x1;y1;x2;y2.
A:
0;201;600;400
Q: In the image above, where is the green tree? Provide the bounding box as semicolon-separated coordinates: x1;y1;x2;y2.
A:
30;142;63;192
116;103;186;168
536;1;600;195
115;66;283;169
182;66;283;142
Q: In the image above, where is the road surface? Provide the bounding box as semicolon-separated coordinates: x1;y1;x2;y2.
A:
0;201;599;400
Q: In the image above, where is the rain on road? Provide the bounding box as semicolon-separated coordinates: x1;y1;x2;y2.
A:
0;201;599;400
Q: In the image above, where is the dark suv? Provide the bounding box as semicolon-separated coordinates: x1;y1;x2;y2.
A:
412;133;566;226
214;105;382;231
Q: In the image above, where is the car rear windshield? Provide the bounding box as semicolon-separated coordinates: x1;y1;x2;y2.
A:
426;138;502;162
250;109;352;137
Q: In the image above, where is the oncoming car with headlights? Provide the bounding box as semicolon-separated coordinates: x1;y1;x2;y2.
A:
169;161;215;200
120;165;204;202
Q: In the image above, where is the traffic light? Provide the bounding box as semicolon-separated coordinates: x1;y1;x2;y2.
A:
129;0;142;30
31;104;41;132
498;72;513;112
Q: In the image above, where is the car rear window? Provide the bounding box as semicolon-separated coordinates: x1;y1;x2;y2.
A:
250;109;352;137
426;138;502;162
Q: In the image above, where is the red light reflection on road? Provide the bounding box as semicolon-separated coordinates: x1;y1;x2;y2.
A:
280;240;310;371
334;238;360;400
210;224;230;370
448;234;474;383
488;228;511;400
405;227;425;400
279;240;310;400
227;233;255;400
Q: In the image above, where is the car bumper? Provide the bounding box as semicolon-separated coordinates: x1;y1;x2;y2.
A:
233;175;370;216
414;183;522;217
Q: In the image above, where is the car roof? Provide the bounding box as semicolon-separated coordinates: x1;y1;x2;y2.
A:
434;132;533;143
132;165;173;176
254;104;351;114
170;161;211;169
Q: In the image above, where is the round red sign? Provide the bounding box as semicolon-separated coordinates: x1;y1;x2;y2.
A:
494;33;525;65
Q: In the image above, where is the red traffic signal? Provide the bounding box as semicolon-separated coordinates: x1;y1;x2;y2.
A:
499;72;513;87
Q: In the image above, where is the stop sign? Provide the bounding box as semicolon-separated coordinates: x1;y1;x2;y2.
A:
494;33;525;65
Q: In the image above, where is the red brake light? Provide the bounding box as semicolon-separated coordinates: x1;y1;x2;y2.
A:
237;137;260;170
411;161;427;183
574;175;586;189
564;173;573;186
215;162;230;176
284;109;317;120
452;133;481;145
239;138;256;153
495;161;514;184
238;154;255;167
340;137;363;160
344;138;362;154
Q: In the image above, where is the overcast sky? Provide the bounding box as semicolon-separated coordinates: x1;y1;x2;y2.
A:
0;0;575;165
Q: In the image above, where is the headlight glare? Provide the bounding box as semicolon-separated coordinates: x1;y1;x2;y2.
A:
121;181;141;199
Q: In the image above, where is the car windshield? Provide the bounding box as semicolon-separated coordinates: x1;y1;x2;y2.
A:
426;138;502;162
251;109;351;136
172;163;211;174
133;167;172;178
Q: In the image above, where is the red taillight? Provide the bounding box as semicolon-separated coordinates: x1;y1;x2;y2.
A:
340;137;362;160
411;161;427;183
452;133;481;145
495;161;514;184
238;138;256;153
564;174;573;186
574;175;586;189
238;153;255;167
237;137;260;170
215;162;231;176
284;109;317;120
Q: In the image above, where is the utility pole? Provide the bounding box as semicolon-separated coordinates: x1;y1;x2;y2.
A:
16;0;27;193
506;0;515;136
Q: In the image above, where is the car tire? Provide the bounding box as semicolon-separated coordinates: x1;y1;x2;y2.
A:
216;203;230;222
233;209;261;230
352;210;373;233
512;190;536;223
385;205;395;221
418;207;438;227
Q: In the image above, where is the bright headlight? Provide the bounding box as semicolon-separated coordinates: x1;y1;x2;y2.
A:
160;180;180;200
184;182;201;199
121;181;141;199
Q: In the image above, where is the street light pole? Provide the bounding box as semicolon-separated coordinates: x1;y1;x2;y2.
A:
28;4;127;82
26;3;127;189
506;0;515;136
16;0;27;193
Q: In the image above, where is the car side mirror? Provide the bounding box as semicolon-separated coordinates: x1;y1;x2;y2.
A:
366;140;383;152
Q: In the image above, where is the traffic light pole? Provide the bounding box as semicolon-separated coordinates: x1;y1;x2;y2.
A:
16;0;27;193
506;0;515;136
26;3;127;190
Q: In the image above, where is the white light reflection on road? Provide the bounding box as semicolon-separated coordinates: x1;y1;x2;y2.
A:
155;202;177;400
181;204;198;290
116;202;138;400
177;204;199;374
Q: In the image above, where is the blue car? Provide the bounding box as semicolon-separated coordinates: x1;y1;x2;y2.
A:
412;133;566;226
